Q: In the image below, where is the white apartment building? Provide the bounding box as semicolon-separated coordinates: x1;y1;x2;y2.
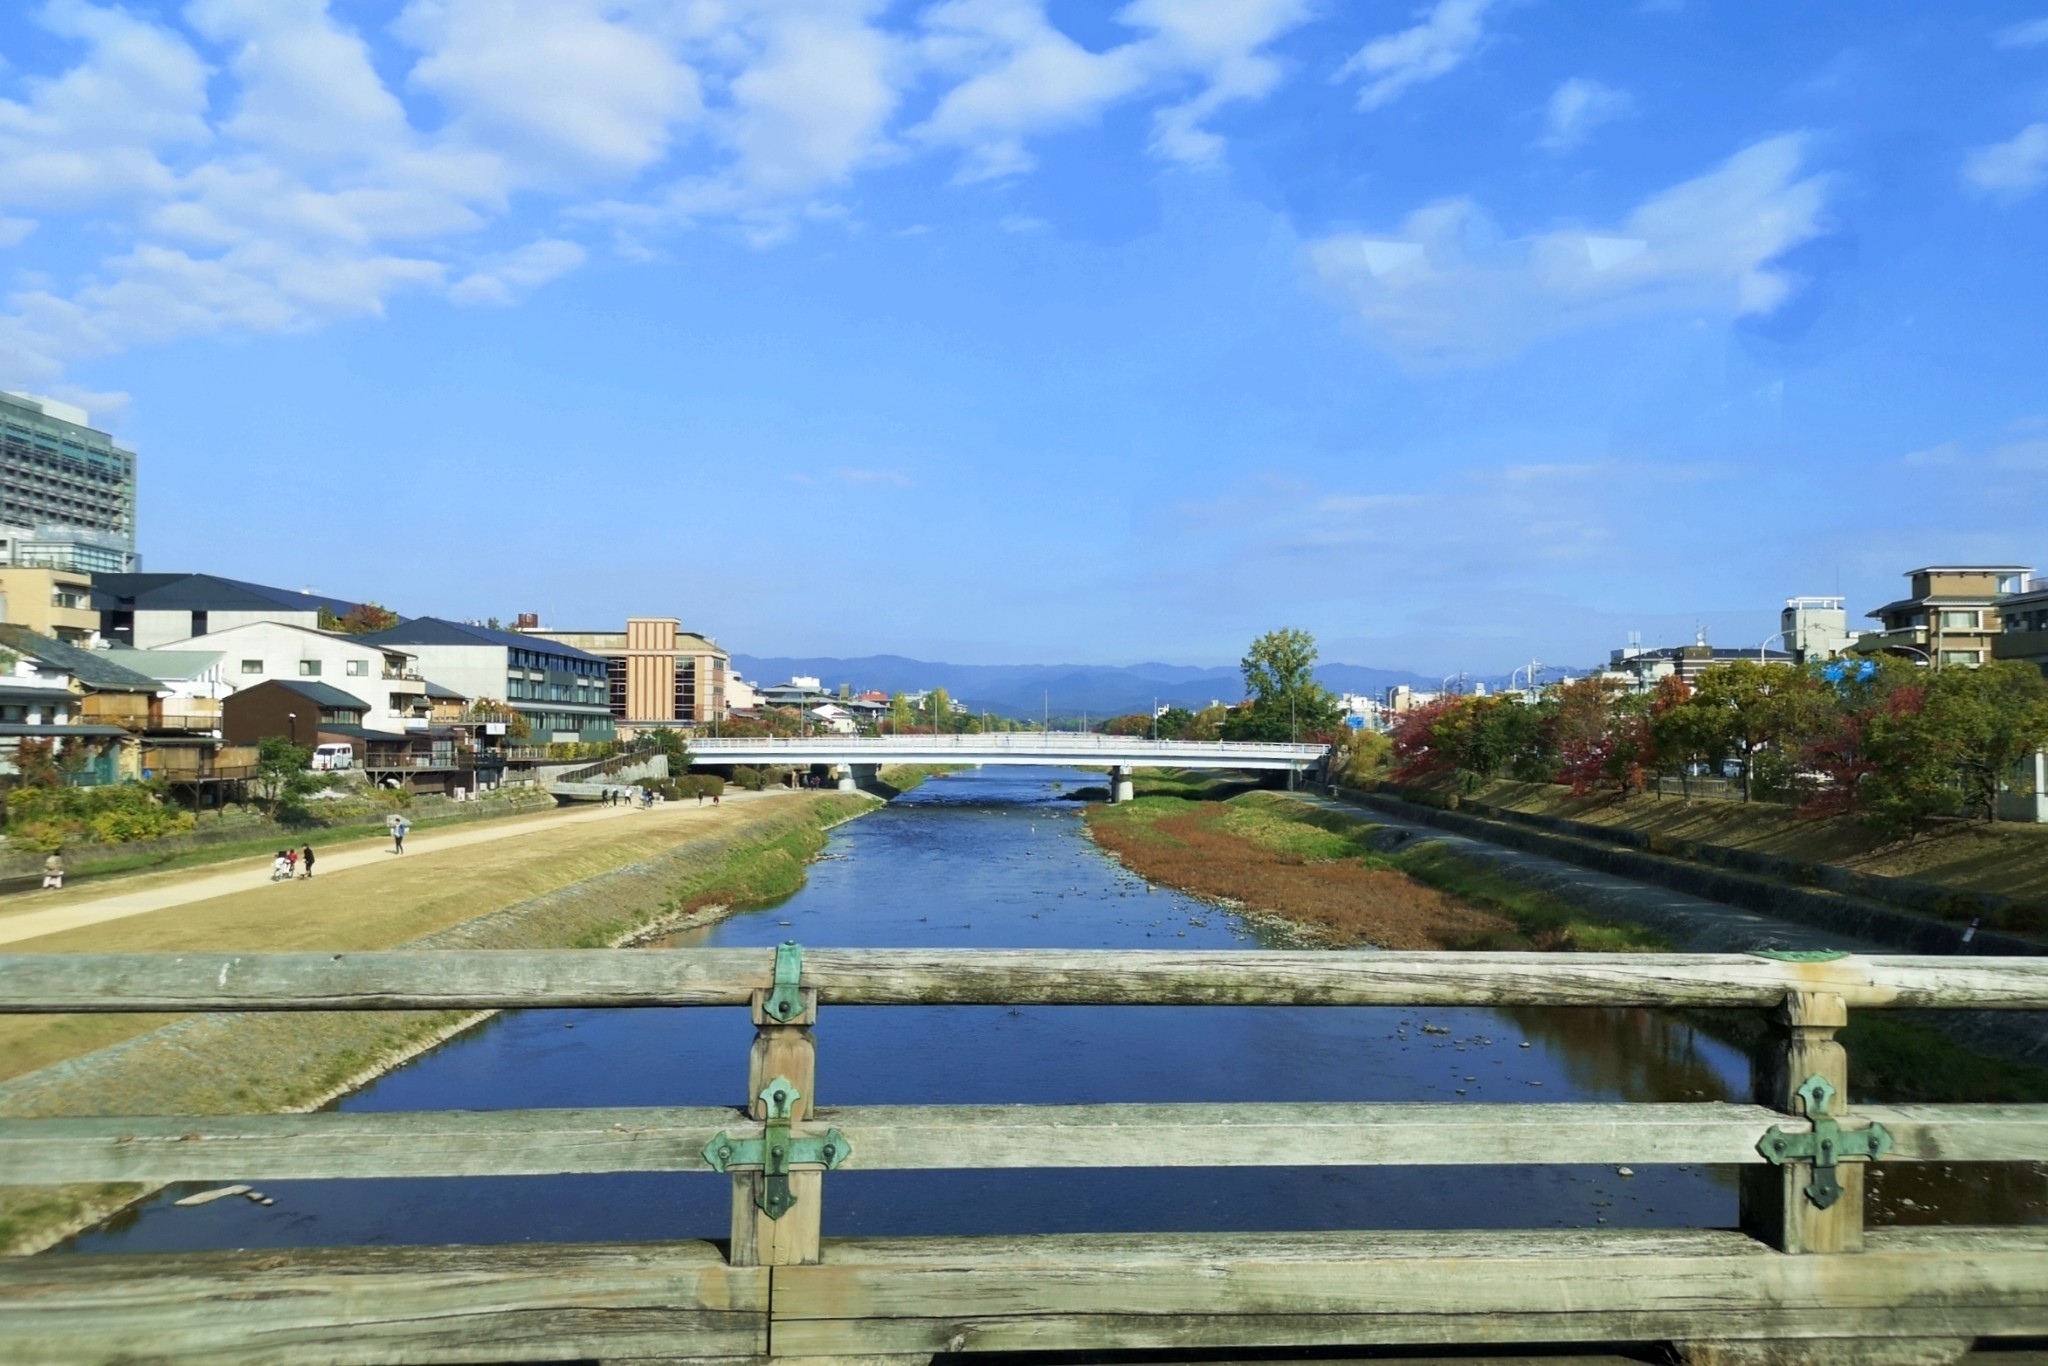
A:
151;621;441;734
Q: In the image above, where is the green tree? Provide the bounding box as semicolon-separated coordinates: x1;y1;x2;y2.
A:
1183;704;1228;741
1225;628;1341;741
251;737;318;819
889;692;916;733
1152;706;1195;740
1102;712;1153;736
1688;660;1808;801
926;687;953;733
1647;676;1723;802
1923;661;2048;821
318;602;401;634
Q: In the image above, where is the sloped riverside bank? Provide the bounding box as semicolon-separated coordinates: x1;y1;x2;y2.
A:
0;789;875;1254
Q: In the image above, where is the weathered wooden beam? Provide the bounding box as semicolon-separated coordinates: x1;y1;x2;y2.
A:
0;1239;767;1366
5;1101;2040;1185
4;949;2046;1012
769;1226;2048;1357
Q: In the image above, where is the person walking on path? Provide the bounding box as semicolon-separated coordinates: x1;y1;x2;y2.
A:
270;850;290;882
300;844;315;879
41;850;63;890
388;814;410;854
284;848;297;878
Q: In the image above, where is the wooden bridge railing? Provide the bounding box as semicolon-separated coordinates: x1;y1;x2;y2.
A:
2;948;2047;1366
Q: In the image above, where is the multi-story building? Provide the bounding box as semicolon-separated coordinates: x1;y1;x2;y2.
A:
1858;565;2031;668
1780;596;1853;663
518;616;728;730
151;620;439;734
92;573;370;649
0;566;99;643
0;393;139;573
1609;633;1792;690
1995;575;2048;680
359;618;615;743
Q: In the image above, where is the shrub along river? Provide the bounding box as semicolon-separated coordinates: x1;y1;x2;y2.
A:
64;766;2040;1252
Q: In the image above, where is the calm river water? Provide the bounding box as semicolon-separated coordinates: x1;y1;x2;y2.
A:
65;766;2036;1252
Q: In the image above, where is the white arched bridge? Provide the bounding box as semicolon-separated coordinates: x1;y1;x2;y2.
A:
685;734;1330;801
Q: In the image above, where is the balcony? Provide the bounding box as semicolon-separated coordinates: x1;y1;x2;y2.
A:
154;699;222;732
78;693;150;728
363;750;462;771
143;744;259;782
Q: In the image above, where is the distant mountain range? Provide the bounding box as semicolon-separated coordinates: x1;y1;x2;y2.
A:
731;654;1445;720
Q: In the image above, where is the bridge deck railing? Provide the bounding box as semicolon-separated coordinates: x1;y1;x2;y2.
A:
2;948;2045;1366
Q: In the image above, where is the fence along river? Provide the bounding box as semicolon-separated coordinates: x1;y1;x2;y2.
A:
57;765;2048;1252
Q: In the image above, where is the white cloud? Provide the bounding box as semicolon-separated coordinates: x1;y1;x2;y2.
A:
0;0;1319;386
1123;0;1313;165
1537;78;1632;153
835;467;910;486
1995;17;2048;48
397;0;702;182
916;0;1151;181
0;0;211;211
1307;133;1830;365
999;213;1048;233
1963;123;2048;200
448;238;587;306
1335;0;1495;112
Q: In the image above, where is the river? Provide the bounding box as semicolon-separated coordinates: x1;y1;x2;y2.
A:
63;766;2035;1252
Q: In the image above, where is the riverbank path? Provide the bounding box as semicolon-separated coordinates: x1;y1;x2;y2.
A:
0;790;789;950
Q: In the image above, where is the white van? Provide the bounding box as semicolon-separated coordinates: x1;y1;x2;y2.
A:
310;742;355;772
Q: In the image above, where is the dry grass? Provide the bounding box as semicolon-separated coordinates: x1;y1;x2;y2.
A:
0;794;807;1084
1090;797;1517;949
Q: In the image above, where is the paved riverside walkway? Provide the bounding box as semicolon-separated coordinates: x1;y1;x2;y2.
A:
1294;792;1892;955
0;791;781;949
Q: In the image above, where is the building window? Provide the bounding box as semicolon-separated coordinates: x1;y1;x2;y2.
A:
1940;649;1982;666
299;660;322;677
190;610;208;636
346;659;369;676
1938;610;1979;629
241;659;263;675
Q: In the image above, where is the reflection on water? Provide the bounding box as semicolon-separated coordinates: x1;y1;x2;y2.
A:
62;767;2046;1252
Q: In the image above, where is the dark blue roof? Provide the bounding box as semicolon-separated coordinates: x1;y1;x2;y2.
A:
360;617;604;663
91;573;370;618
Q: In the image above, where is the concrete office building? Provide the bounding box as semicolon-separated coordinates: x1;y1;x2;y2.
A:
153;620;438;734
1781;596;1854;663
359;618;615;743
1995;575;2048;679
0;566;99;644
519;616;728;728
0;393;138;573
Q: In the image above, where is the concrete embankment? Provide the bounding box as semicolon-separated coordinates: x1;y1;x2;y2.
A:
1341;788;2042;956
1326;788;2048;1074
0;789;876;1255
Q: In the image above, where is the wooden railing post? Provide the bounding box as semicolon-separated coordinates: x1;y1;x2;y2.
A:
728;981;822;1267
1739;990;1860;1254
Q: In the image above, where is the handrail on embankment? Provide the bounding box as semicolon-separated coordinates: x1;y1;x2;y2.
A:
2;947;2047;1365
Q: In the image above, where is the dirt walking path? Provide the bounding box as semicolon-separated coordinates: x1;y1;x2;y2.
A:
0;791;779;949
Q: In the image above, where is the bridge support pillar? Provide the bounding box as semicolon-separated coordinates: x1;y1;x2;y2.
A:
732;981;822;1267
1110;765;1134;804
836;764;857;792
1286;766;1299;791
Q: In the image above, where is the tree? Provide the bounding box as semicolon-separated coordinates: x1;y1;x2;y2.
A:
1922;661;2048;821
1226;628;1341;742
889;692;916;734
1647;677;1722;802
1152;706;1195;740
645;727;692;774
926;687;953;734
251;737;318;818
1102;713;1153;736
1183;704;1227;741
319;602;400;635
1548;676;1634;795
1688;660;1808;802
11;738;62;789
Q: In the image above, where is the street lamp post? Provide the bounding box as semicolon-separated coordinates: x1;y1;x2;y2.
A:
286;712;299;747
1759;630;1790;664
1890;644;1937;670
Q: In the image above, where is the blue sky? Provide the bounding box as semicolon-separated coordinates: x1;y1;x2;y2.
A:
2;1;2045;674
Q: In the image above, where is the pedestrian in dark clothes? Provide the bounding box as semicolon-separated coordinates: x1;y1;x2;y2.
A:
301;845;315;879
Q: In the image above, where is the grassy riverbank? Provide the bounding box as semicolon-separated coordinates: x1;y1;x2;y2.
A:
0;789;875;1255
1090;791;1659;951
1086;789;2048;1105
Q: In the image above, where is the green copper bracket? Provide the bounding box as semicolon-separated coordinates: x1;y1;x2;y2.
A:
763;941;805;1022
702;1076;850;1220
1747;949;1852;962
1756;1074;1892;1210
